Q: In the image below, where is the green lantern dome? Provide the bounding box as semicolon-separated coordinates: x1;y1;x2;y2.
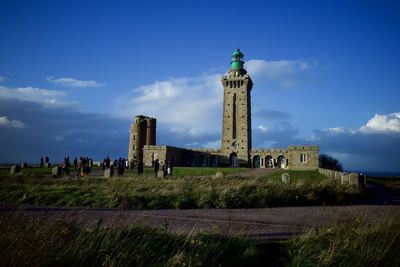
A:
230;48;244;70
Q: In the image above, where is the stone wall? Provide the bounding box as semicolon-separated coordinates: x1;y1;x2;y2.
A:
143;145;221;167
319;168;364;186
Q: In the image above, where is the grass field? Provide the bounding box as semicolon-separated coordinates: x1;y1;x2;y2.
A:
0;168;361;208
0;166;247;177
1;213;399;266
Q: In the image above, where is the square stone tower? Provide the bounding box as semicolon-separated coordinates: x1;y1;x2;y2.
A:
220;49;253;166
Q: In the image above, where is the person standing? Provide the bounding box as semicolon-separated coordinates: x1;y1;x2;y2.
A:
168;161;173;177
154;159;160;177
137;160;144;176
73;157;78;172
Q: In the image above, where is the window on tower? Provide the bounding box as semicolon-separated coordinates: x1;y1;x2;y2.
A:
233;93;236;139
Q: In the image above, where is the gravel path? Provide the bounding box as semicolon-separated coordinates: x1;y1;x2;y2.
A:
2;204;399;240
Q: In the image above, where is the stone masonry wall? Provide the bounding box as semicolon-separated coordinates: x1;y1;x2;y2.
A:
319;168;363;186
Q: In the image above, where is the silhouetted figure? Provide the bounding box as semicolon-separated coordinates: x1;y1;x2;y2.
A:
154;159;160;177
40;157;44;167
117;157;125;176
63;156;70;175
137;160;144;176
73;157;78;171
162;162;167;177
105;156;111;168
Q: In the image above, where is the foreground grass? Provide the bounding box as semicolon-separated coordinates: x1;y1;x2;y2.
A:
289;217;400;267
0;170;361;208
1;214;398;267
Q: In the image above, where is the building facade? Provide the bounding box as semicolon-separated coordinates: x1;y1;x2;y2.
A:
129;49;319;170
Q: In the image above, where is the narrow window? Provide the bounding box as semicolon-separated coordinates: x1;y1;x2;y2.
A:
232;93;236;139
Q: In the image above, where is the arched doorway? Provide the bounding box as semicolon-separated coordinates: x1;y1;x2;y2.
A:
230;152;238;166
265;155;273;168
277;155;286;169
253;155;260;168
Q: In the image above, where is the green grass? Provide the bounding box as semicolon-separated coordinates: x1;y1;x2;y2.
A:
0;214;277;267
112;166;248;177
166;167;245;177
1;213;399;267
1;166;248;177
0;166;53;175
0;169;361;208
288;217;400;267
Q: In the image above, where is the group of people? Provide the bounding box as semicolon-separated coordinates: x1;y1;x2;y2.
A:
153;159;173;177
42;155;93;177
39;155;174;178
73;156;93;176
101;156;128;177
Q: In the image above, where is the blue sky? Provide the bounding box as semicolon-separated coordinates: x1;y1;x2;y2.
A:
1;0;400;173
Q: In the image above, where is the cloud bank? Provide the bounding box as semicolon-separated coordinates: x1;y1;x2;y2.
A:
0;116;25;128
0;98;129;163
47;76;105;88
115;74;223;145
0;86;75;108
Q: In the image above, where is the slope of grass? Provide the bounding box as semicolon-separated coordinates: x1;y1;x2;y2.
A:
0;170;361;208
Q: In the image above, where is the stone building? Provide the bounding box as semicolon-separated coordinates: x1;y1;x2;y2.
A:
128;49;319;170
128;115;156;164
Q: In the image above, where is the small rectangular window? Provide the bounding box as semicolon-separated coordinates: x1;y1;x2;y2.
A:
300;154;307;163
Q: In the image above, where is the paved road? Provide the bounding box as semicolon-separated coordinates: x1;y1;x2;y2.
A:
2;204;399;240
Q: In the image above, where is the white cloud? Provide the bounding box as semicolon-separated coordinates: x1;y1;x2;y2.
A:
360;112;400;133
257;125;268;133
327;127;348;134
115;74;223;138
246;59;311;89
47;76;105;88
0;86;77;108
0;116;25;128
0;86;64;101
320;113;400;136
